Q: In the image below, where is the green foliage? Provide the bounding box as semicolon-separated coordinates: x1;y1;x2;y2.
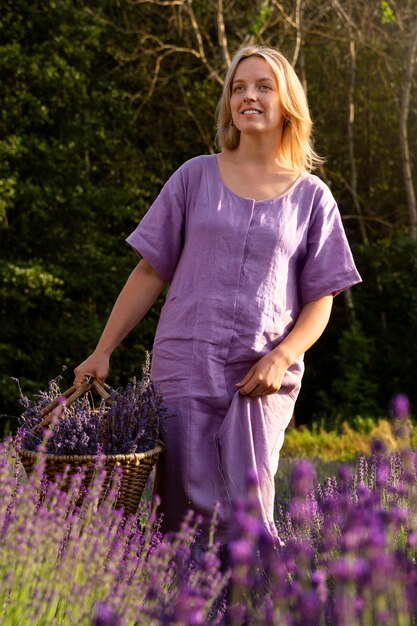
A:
381;1;396;25
249;6;273;36
315;319;380;422
355;236;417;411
299;234;417;427
282;418;409;462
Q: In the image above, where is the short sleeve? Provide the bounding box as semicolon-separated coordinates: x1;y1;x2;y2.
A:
299;184;362;304
125;168;185;282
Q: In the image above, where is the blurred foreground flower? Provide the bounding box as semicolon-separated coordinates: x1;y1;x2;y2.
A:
390;393;412;442
390;393;410;420
92;601;125;626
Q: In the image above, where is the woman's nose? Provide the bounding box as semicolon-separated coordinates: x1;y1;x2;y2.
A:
244;91;257;101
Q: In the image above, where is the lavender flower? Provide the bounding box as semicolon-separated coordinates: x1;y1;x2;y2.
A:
389;393;412;442
290;458;316;498
390;393;410;420
92;601;125;626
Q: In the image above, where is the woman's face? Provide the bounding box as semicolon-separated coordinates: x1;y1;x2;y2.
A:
229;56;284;138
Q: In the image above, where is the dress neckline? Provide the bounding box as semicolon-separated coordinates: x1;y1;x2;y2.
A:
212;154;305;204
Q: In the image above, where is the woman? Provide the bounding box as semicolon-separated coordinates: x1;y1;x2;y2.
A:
74;46;361;547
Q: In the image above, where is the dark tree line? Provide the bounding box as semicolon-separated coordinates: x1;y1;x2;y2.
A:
1;0;417;435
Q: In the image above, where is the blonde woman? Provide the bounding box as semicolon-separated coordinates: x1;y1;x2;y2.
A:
74;46;361;549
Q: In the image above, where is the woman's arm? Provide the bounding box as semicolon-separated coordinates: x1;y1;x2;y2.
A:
236;294;333;397
73;259;165;385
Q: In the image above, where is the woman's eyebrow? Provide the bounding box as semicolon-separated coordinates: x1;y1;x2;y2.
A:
232;77;274;85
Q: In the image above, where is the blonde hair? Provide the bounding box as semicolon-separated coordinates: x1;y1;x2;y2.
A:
215;45;323;172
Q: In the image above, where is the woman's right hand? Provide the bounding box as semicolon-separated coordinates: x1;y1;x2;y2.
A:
73;351;110;386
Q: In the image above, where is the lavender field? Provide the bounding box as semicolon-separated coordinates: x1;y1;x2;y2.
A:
1;408;417;626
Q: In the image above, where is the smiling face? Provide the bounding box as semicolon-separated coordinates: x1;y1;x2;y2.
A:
229;55;284;139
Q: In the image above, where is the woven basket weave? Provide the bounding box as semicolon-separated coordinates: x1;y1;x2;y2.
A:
18;379;164;516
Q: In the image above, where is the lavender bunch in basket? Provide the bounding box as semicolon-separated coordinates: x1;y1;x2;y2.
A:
15;372;102;455
102;358;164;455
24;395;105;456
15;373;65;436
16;355;164;456
16;371;108;455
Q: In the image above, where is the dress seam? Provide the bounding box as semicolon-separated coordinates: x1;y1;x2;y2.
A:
224;198;256;365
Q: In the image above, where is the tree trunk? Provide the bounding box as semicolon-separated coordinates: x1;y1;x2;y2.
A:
216;0;231;69
347;31;369;246
399;21;417;240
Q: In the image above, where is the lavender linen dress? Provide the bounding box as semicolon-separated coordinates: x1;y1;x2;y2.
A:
126;154;361;545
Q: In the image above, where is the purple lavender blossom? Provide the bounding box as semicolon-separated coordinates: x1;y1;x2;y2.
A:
371;436;388;456
290;458;316;498
228;538;253;565
390;393;410;420
311;569;328;604
92;601;125;626
390;393;412;440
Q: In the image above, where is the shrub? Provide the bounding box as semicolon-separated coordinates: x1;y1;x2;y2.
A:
281;418;412;462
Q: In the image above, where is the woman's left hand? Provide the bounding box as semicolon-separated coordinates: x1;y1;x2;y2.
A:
235;351;289;397
236;295;333;398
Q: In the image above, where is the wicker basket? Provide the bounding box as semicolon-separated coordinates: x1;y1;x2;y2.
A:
18;379;164;516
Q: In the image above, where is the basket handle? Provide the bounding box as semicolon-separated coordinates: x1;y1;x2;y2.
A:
31;377;111;435
64;377;111;406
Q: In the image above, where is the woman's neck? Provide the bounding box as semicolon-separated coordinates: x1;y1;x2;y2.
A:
226;138;293;174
